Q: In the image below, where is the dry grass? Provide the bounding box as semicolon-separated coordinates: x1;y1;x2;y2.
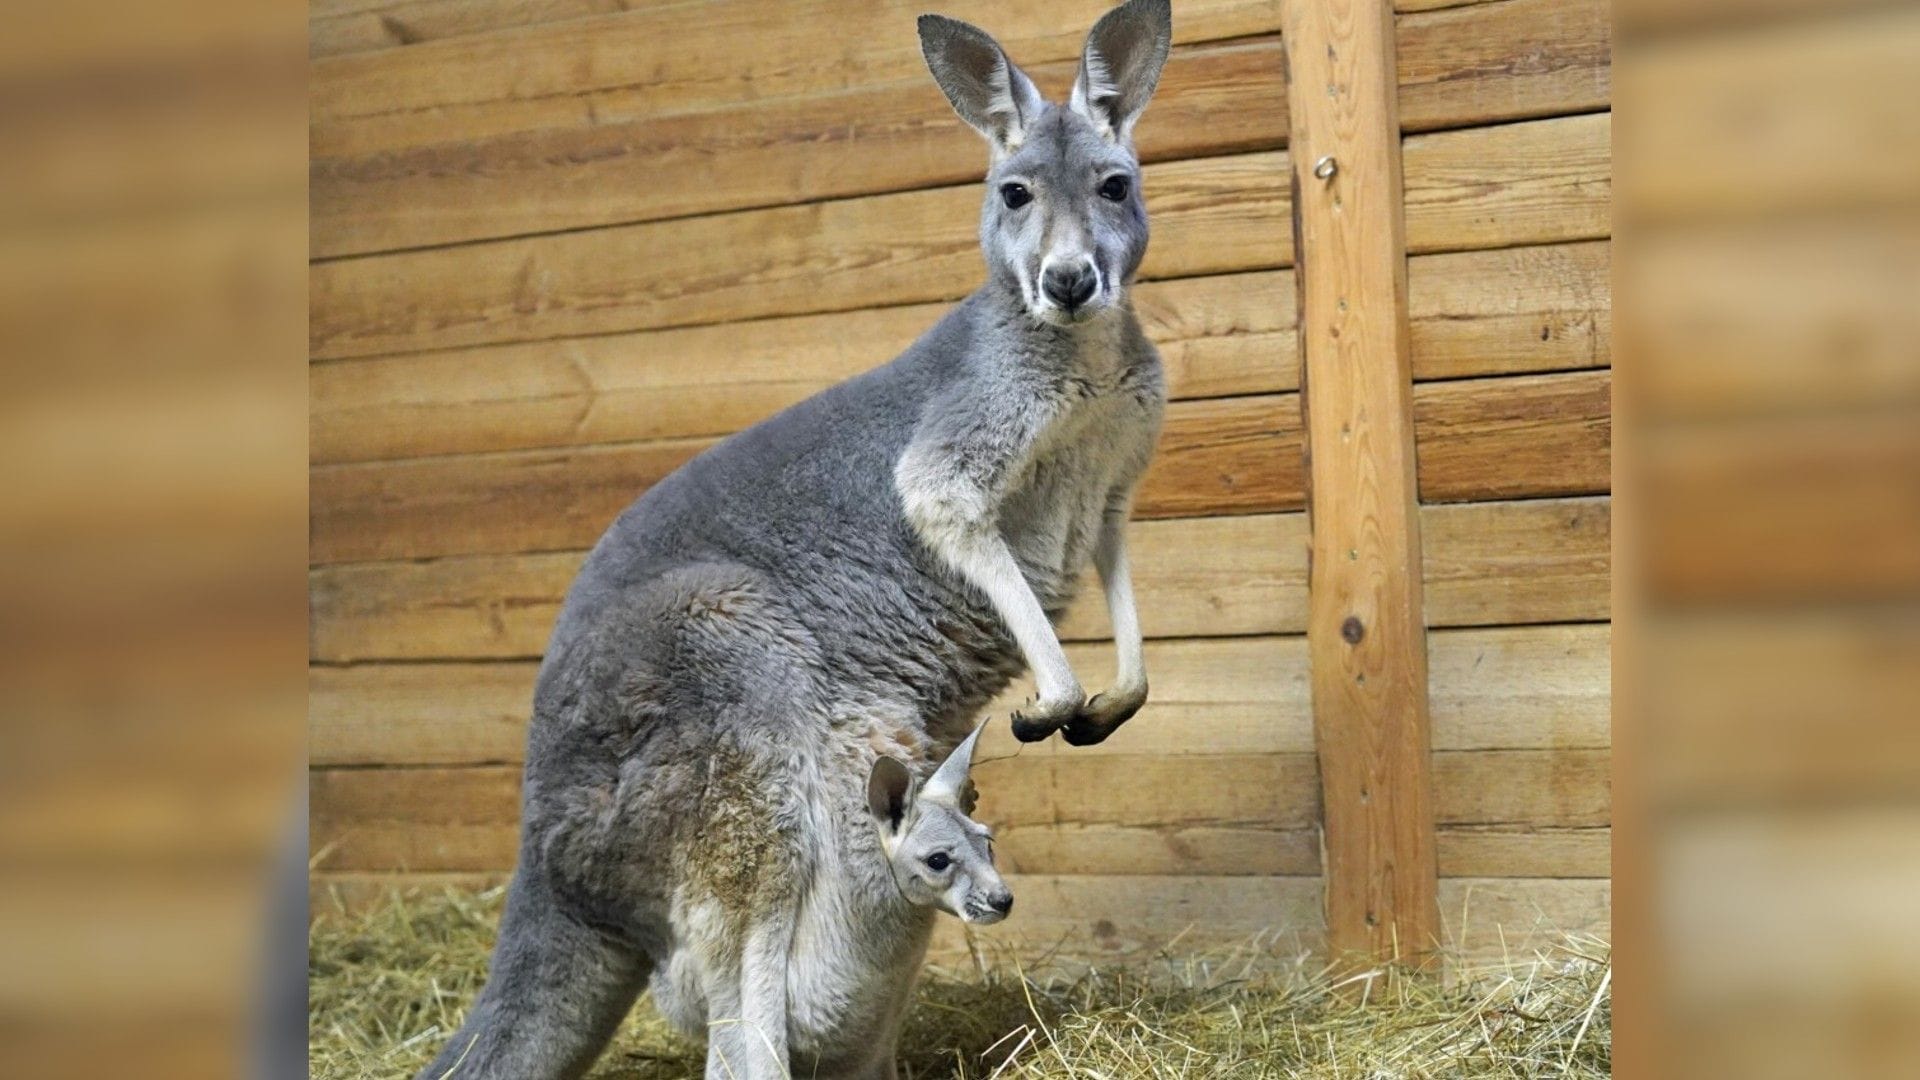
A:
310;885;1610;1079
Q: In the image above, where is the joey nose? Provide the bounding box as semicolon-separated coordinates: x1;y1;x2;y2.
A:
989;891;1014;916
1041;262;1097;310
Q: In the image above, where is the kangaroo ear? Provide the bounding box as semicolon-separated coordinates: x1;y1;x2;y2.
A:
919;14;1046;155
866;756;916;837
1069;0;1172;143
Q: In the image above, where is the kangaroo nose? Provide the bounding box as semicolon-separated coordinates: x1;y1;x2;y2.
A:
989;891;1014;915
1041;262;1098;311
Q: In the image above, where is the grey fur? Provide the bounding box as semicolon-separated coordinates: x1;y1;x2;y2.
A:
415;3;1171;1077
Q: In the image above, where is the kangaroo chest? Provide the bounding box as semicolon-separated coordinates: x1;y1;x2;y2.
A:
1000;386;1156;608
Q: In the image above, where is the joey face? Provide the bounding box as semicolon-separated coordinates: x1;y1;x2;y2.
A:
865;723;1013;924
885;800;1012;924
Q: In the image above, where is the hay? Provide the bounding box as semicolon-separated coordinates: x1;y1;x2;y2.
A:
310;885;1609;1079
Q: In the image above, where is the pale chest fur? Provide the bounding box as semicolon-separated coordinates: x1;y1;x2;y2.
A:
1001;366;1162;611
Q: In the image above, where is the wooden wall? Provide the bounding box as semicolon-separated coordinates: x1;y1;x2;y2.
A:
309;0;1611;967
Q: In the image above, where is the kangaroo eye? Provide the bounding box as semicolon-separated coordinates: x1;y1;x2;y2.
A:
1099;175;1130;202
999;183;1032;209
924;852;952;872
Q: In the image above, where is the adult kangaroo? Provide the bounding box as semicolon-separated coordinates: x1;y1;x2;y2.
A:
416;1;1173;1077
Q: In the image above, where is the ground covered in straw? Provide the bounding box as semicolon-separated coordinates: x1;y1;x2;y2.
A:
311;886;1609;1079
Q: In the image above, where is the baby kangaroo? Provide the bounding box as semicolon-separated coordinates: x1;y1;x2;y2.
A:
415;1;1172;1077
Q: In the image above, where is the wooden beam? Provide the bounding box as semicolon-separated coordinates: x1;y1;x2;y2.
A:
1284;0;1441;965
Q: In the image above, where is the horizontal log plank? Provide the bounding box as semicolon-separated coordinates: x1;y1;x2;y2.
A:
311;240;1607;467
312;116;1608;361
310;0;1287;156
1403;111;1610;256
308;750;1608;872
313;0;1606;256
1395;0;1609;135
310;0;632;59
307;392;1300;563
1415;369;1611;503
308;0;1517;61
311;37;1288;256
1436;826;1611;879
995;823;1611;878
1407;240;1609;383
1421;496;1610;627
311;624;1607;767
309;151;1291;361
307;271;1298;460
312;370;1605;564
308;497;1608;661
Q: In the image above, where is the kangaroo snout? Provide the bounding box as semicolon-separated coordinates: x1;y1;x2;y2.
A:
988;890;1014;916
1041;259;1099;312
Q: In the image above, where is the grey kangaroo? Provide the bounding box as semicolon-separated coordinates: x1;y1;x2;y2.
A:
416;1;1172;1077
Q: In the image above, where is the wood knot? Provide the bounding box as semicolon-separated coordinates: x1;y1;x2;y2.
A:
1340;616;1365;644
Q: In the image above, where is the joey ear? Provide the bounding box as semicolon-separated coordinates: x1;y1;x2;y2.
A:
866;756;916;836
918;14;1046;154
1069;0;1172;142
920;719;986;808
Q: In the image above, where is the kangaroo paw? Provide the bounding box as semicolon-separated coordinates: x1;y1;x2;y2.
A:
1060;684;1148;746
1009;694;1083;742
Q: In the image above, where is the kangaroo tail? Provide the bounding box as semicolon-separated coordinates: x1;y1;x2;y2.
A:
415;869;647;1080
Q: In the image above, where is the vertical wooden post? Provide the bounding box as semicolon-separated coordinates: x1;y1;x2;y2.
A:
1282;0;1441;965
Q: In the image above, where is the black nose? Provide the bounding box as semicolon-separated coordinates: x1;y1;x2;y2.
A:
989;891;1014;915
1041;263;1098;310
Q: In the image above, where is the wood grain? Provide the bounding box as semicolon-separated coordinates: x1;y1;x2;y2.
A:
1286;0;1437;963
1408;240;1609;382
1396;0;1609;134
311;37;1289;256
308;393;1300;564
311;116;1608;362
309;151;1292;361
309;623;1608;768
1416;369;1611;503
311;0;1606;257
311;370;1607;564
310;0;635;59
310;0;1288;156
310;241;1607;467
308;750;1608;873
307;497;1608;661
1421;496;1610;626
1404;111;1610;255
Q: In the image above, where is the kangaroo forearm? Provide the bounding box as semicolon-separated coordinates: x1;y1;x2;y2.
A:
1095;504;1147;691
944;527;1083;703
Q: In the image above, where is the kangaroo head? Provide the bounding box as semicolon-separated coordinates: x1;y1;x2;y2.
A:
866;721;1013;924
919;0;1172;327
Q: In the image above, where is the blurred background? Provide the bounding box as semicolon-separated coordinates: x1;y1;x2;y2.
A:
0;0;1913;1076
1615;0;1920;1076
0;0;307;1076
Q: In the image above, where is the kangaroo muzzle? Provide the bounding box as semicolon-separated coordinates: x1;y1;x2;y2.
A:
1041;258;1099;311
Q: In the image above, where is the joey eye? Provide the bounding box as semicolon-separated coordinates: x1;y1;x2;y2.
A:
924;852;952;872
999;183;1032;209
1099;175;1131;202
